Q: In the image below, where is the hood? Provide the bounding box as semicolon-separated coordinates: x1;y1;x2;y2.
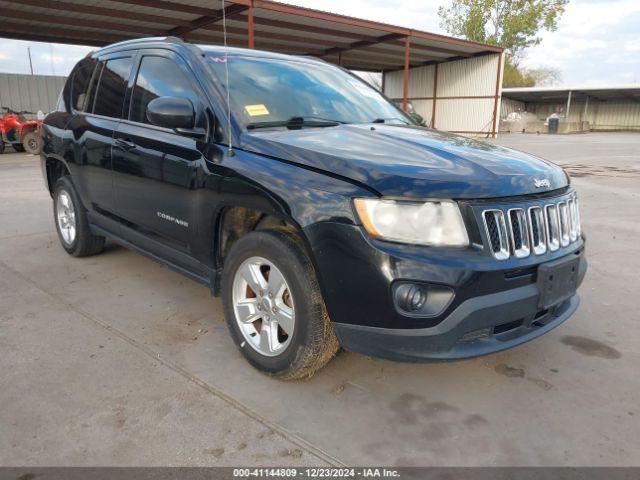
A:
241;124;568;199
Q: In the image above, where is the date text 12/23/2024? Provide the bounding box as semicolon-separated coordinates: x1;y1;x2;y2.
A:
233;468;400;478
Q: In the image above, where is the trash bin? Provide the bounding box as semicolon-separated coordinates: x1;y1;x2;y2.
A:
548;118;559;134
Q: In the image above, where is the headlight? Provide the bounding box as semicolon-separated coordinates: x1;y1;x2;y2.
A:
354;198;469;247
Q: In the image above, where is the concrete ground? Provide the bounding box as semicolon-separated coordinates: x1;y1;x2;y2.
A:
0;132;639;467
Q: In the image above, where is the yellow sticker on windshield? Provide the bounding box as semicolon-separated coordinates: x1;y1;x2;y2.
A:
245;104;270;116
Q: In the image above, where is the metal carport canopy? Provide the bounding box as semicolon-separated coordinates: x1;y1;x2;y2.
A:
0;0;502;109
503;86;640;103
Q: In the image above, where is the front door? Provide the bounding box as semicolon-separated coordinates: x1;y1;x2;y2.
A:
112;51;210;261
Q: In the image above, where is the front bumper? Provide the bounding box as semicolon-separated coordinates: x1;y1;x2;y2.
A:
305;220;587;362
333;286;580;362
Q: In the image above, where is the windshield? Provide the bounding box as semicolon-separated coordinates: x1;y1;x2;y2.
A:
205;54;413;129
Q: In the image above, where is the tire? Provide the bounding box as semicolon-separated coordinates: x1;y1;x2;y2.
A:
13;144;25;152
22;131;40;155
53;176;105;257
221;229;339;380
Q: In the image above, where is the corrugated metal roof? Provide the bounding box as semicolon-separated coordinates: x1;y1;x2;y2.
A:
503;86;640;102
0;0;501;71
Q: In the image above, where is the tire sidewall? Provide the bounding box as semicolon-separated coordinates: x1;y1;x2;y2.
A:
53;177;80;254
221;231;318;376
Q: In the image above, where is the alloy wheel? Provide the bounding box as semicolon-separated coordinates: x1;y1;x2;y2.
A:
232;256;295;356
56;189;76;245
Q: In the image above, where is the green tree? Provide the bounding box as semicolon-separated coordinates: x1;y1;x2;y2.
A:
438;0;568;60
503;62;561;87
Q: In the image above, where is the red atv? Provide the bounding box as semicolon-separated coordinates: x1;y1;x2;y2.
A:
0;107;41;155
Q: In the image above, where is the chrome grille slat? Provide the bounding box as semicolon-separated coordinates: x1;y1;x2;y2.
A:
545;204;561;252
508;208;530;258
482;194;581;260
568;198;579;242
558;202;571;247
482;210;510;260
528;206;547;255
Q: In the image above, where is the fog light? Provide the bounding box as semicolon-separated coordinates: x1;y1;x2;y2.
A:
396;283;427;312
392;282;455;318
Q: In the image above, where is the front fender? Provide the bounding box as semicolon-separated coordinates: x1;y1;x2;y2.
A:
212;148;372;228
196;148;374;299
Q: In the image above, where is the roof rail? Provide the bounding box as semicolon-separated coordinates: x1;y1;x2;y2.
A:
99;36;185;50
298;55;328;64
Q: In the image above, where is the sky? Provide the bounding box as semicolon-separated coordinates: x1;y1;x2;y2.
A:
0;0;638;86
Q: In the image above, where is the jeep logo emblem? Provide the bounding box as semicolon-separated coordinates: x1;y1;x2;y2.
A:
533;178;551;188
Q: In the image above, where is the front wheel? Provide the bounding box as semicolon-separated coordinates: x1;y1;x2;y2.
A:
221;230;339;380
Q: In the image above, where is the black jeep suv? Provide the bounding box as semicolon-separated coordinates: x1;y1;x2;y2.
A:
41;37;586;379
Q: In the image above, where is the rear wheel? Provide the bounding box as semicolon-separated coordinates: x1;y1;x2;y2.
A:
53;176;105;257
22;131;40;154
221;230;339;380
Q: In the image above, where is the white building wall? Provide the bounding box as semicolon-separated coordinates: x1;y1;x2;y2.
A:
590;101;640;130
435;98;496;132
0;73;66;113
383;54;502;136
500;97;525;117
437;55;497;97
505;99;640;131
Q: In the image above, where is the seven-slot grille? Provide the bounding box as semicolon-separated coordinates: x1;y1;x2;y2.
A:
482;194;581;260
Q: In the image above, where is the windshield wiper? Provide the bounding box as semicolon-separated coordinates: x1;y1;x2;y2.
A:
247;116;345;130
371;117;410;125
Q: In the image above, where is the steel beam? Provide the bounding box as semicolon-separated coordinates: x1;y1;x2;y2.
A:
0;8;161;36
491;52;503;137
431;63;438;128
247;1;255;48
252;0;406;34
248;16;379;42
168;4;249;37
320;33;404;57
108;0;220;16
402;36;411;112
389;41;471;58
0;22;125;45
2;0;192;27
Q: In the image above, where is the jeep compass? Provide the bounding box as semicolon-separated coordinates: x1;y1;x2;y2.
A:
41;37;587;379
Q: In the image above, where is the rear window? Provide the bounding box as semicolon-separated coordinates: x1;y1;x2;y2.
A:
92;57;133;118
70;58;97;111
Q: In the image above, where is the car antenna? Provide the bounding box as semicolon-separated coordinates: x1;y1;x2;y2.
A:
221;0;234;157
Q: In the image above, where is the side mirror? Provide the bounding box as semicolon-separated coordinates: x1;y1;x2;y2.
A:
146;96;195;130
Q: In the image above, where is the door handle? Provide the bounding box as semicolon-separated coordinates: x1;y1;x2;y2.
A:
115;138;136;150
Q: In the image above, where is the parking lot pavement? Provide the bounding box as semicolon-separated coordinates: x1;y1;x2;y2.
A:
1;133;639;467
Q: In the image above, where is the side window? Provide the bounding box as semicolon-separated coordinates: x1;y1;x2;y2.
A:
70;58;97;111
92;57;133;118
130;56;200;125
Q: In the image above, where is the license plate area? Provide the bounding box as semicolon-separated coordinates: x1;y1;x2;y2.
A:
537;256;580;309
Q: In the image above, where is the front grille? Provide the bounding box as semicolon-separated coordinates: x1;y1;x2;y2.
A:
482;193;581;260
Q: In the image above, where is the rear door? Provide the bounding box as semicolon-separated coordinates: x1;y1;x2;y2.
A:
66;53;134;228
112;49;210;264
